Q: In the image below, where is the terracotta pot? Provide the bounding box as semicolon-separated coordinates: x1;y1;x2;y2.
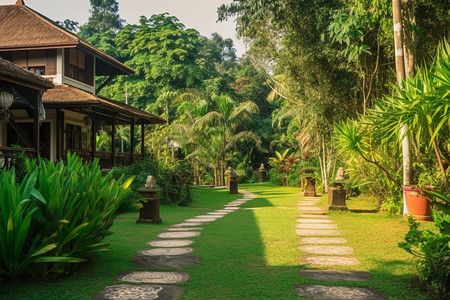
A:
403;185;432;221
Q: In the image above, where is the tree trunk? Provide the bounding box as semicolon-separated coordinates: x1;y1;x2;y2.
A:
393;0;412;216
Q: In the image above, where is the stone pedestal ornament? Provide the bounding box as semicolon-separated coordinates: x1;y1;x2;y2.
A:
136;175;162;224
229;168;239;194
328;167;348;211
259;163;267;183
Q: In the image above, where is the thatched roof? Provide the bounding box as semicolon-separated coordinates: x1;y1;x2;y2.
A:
43;85;166;124
0;3;134;76
0;57;54;90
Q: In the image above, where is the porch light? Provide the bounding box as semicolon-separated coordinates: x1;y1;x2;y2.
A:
0;90;14;109
0;90;14;121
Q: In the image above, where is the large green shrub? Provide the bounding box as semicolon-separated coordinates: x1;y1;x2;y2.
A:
399;190;450;299
0;153;136;278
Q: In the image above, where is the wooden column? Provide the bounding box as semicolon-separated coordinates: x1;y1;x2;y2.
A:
130;118;135;162
111;117;116;166
91;114;97;162
141;123;145;156
56;109;64;160
34;92;40;157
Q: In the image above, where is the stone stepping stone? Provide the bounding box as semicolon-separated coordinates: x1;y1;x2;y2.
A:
94;284;184;300
158;231;201;239
185;218;216;222
170;222;205;227
195;215;223;219
297;202;320;206
147;240;194;247
299;237;348;244
243;207;262;210
297;218;332;223
224;207;239;210
117;271;190;284
298;214;329;219
166;227;203;231
298;270;371;282
298;206;323;211
214;210;234;213
298;210;325;215
207;212;229;215
296;223;338;229
131;255;201;268
137;247;194;256
300;256;360;266
296;229;341;236
294;284;387;299
299;245;354;255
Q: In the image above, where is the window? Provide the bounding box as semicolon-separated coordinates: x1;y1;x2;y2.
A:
65;124;87;150
64;49;94;85
1;50;56;75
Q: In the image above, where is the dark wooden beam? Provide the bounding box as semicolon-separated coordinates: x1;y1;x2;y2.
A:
34;92;40;157
141;123;145;156
7;118;34;148
130;118;135;162
95;75;115;94
91;113;97;161
111;117;116;166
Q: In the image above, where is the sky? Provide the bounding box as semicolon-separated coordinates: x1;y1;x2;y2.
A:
0;0;246;56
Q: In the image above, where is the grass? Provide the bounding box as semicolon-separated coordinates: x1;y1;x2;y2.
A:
0;183;436;299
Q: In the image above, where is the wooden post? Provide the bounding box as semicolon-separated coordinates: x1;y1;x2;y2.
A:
141;123;145;156
91;114;96;162
111;117;116;166
34;92;40;157
130;119;135;163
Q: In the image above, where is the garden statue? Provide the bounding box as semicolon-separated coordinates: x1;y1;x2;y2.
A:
145;175;157;189
335;167;345;182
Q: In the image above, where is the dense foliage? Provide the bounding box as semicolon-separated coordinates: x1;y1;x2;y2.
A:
0;153;135;278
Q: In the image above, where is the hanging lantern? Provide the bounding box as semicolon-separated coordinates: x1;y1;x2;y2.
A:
0;90;14;109
0;90;14;121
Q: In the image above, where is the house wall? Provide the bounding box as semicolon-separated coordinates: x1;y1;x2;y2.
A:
0;49;96;94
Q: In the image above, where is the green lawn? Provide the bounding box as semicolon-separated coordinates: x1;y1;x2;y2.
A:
0;184;435;299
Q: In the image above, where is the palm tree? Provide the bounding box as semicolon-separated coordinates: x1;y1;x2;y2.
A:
194;95;261;185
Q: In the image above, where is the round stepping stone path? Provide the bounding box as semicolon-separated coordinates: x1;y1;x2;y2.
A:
130;254;201;268
299;245;355;255
147;239;194;247
137;247;194;256
298;270;371;282
296;223;338;229
117;271;190;284
294;284;387;299
158;231;201;239
96;190;257;300
94;284;184;300
295;196;385;299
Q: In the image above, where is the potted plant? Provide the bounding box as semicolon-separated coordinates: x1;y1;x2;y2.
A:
403;168;442;221
299;165;318;197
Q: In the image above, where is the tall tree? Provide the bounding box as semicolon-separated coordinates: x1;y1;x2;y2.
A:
79;0;124;39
